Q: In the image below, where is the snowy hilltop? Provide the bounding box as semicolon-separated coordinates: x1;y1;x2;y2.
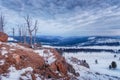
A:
0;42;80;80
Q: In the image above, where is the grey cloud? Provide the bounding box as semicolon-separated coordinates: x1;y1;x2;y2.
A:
0;0;120;36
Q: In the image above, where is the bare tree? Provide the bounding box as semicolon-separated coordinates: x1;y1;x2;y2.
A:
12;28;15;37
18;25;22;42
22;25;27;44
34;20;38;44
0;13;5;32
24;15;38;47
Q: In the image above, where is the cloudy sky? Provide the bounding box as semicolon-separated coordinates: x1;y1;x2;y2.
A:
0;0;120;36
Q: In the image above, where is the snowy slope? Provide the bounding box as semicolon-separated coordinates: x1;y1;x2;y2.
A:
64;52;120;80
1;42;120;80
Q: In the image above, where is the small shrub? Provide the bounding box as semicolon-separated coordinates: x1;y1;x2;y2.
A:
95;59;98;64
111;61;117;69
109;65;112;69
114;55;117;58
83;60;86;63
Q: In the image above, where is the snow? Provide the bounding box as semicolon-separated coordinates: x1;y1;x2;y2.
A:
78;46;120;50
47;55;56;64
5;43;25;49
8;37;17;41
35;74;42;80
34;49;56;64
97;39;120;43
1;50;8;56
0;60;5;65
34;49;44;56
0;47;8;55
1;66;33;80
6;43;17;47
64;52;120;78
10;49;16;51
0;42;2;44
42;45;53;47
88;37;96;40
43;45;120;51
1;47;6;50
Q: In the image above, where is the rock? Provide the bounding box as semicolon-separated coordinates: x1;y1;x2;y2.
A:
43;49;49;54
0;43;78;79
49;62;57;71
18;43;31;48
70;57;78;63
49;52;79;78
67;63;76;75
0;32;8;42
55;57;68;76
82;62;90;68
33;43;42;49
12;54;21;64
41;48;79;78
70;57;90;68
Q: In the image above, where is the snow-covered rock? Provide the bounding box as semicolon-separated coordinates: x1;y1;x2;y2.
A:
0;42;78;80
0;32;8;42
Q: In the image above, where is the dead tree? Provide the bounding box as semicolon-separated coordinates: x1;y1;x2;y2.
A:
22;25;27;44
34;20;38;44
24;15;38;47
18;26;22;42
12;28;15;37
0;13;5;32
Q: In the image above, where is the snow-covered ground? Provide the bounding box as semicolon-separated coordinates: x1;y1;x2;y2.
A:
64;52;120;78
8;37;17;42
1;66;33;80
35;49;56;65
1;42;120;80
43;45;120;50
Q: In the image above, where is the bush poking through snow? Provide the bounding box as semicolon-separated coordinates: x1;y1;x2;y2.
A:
95;59;98;64
111;61;117;69
70;57;90;68
109;65;112;69
109;61;117;69
114;55;117;58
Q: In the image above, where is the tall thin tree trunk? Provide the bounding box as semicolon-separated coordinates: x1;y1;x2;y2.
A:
12;28;15;38
0;13;5;32
30;34;33;47
24;35;26;43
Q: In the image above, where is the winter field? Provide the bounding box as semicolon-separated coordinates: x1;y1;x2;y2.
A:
64;51;120;78
35;46;120;80
42;45;120;79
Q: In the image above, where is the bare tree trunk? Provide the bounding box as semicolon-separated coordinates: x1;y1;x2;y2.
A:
0;13;5;32
34;20;38;44
22;26;27;44
24;15;38;48
29;32;33;47
12;28;15;37
23;33;27;44
18;26;22;42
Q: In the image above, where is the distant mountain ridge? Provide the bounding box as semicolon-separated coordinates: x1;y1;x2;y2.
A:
12;36;120;46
